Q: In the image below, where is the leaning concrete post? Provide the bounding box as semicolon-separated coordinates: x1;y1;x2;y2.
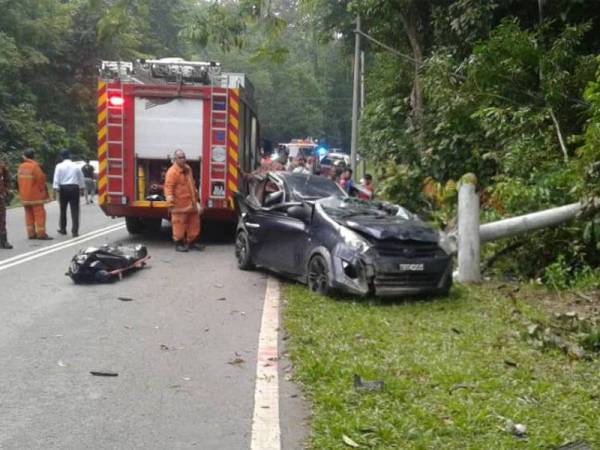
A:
458;174;480;283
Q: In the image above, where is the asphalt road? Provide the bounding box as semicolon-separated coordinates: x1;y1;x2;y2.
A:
0;201;308;450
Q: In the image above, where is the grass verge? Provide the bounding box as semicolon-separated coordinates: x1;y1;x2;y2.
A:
283;283;600;449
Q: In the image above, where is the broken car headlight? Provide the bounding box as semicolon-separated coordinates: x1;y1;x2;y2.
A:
437;232;456;256
339;226;371;253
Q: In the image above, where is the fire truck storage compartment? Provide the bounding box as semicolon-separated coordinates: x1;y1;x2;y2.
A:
135;158;200;201
134;96;204;160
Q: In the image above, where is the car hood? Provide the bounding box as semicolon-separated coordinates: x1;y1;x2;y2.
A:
318;197;439;243
338;216;438;242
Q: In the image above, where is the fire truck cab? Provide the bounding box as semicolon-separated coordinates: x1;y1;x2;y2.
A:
97;58;260;233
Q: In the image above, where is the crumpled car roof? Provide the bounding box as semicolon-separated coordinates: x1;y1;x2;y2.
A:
318;197;439;242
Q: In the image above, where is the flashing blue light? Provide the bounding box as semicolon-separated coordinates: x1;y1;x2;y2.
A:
317;146;328;158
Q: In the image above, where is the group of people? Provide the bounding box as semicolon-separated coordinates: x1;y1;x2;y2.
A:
0;149;97;250
331;167;374;200
254;147;375;199
252;147;375;200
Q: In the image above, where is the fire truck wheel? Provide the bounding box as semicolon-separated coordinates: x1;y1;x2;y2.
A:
142;218;162;232
125;217;144;234
235;231;254;270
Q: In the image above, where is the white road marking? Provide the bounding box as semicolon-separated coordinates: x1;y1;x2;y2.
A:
0;223;126;272
0;222;125;266
251;277;281;450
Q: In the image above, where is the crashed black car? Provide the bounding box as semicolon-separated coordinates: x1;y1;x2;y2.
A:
234;172;453;297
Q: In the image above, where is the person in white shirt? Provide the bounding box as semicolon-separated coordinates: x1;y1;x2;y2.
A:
53;149;85;237
292;157;312;174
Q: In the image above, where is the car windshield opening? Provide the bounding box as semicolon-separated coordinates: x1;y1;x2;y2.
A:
319;197;413;220
286;174;346;200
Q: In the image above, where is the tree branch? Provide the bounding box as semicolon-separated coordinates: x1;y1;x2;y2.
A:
482;241;525;273
549;108;569;163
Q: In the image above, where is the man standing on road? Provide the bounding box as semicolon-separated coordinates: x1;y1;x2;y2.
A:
17;148;53;240
81;158;96;204
164;149;204;252
0;158;13;249
53;149;84;238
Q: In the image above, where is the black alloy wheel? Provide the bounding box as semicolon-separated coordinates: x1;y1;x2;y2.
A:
235;231;254;270
307;255;331;295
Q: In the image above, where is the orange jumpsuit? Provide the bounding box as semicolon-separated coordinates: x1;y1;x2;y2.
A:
164;163;201;243
0;161;9;237
17;158;50;238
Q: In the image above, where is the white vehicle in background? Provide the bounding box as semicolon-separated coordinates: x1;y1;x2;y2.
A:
326;152;350;166
319;151;350;177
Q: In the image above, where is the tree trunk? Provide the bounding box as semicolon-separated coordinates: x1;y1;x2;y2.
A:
398;11;424;149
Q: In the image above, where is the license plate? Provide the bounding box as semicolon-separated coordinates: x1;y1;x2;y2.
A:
399;263;424;272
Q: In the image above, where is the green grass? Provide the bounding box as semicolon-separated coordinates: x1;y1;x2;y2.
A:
283;283;600;449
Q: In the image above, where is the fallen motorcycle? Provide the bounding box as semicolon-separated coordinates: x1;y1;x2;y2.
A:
67;244;150;284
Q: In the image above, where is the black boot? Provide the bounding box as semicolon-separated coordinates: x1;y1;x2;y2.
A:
175;241;189;252
0;232;13;249
189;241;205;251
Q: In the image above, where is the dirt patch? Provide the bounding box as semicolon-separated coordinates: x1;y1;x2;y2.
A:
496;282;600;319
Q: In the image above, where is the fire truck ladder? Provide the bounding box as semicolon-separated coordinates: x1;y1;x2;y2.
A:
106;82;125;199
208;75;229;201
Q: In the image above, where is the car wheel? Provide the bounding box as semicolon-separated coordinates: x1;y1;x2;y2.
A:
235;231;254;270
307;254;332;296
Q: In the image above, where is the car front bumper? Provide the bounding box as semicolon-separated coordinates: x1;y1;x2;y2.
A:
330;243;453;297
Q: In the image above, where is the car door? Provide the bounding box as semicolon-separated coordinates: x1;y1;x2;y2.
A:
258;202;311;276
254;175;312;275
235;179;273;268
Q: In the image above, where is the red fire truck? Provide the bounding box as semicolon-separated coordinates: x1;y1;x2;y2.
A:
96;58;260;233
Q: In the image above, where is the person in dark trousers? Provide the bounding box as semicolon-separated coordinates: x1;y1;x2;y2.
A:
0;158;13;249
81;158;95;204
52;149;84;237
164;149;204;252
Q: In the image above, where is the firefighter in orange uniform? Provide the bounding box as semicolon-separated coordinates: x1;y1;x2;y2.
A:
164;149;204;252
0;158;13;249
17;148;53;240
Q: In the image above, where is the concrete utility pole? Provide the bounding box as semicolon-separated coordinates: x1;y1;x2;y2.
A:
479;201;595;243
457;174;481;283
360;50;366;177
456;169;599;282
350;15;361;174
